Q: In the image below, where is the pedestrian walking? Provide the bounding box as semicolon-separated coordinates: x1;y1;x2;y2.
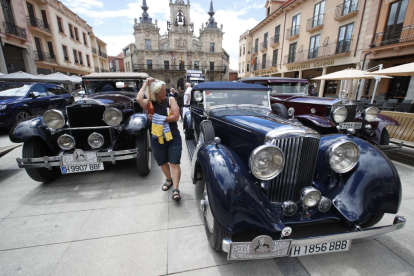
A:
183;82;191;117
175;87;184;119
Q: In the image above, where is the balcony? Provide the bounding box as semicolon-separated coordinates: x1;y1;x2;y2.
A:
252;46;258;56
260;41;268;53
283;40;352;64
335;0;359;21
92;47;98;55
270;35;280;48
286;26;300;40
98;50;107;59
34;51;57;64
27;16;51;36
3;21;27;41
306;14;324;32
132;64;227;72
371;24;414;48
252;63;260;72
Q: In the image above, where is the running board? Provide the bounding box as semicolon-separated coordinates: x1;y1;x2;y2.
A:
186;139;197;161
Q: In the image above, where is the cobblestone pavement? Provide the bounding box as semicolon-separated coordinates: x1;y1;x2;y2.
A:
0;125;413;276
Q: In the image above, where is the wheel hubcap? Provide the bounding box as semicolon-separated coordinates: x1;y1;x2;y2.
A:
203;184;214;233
17;112;28;122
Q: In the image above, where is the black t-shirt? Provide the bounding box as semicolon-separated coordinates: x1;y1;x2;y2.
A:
153;98;178;131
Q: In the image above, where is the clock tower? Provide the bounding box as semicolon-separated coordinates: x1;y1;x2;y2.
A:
167;0;194;52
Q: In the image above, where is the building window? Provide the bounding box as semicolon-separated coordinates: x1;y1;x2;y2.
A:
73;49;78;63
263;32;268;49
210;62;214;71
247;64;249;72
382;0;409;46
242;62;244;73
57;16;63;33
291;14;300;36
239;46;242;57
288;42;297;63
164;60;169;69
145;40;151;50
194;61;199;70
274;25;280;44
267;7;270;16
62;45;68;61
86;54;90;67
2;0;14;25
83;33;87;45
272;49;278;66
336;23;353;54
147;60;152;69
210;43;215;52
308;34;320;59
179;60;184;70
47;42;55;59
243;44;245;55
254;38;259;53
165;76;171;83
78;51;83;65
74;27;79;41
209;75;214;81
262;54;266;69
68;24;74;39
312;1;325;28
341;0;359;16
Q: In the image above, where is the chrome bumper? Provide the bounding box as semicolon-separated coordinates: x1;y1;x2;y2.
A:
16;148;138;169
222;215;406;256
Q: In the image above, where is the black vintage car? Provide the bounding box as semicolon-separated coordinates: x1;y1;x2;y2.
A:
183;82;405;260
10;73;151;182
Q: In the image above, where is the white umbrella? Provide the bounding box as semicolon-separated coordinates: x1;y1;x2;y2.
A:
70;75;82;84
312;68;392;80
37;72;73;83
0;71;40;81
365;62;414;76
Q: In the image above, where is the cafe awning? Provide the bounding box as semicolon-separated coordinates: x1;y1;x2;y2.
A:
365;62;414;77
312;68;392;80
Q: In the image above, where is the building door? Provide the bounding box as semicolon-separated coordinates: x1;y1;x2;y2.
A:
387;76;411;100
26;2;36;26
383;0;409;46
3;44;26;73
177;78;184;90
34;37;44;61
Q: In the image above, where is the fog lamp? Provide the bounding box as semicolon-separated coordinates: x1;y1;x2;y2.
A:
58;134;75;150
282;201;297;216
300;187;321;207
288;107;295;117
88;132;104;149
318;197;332;212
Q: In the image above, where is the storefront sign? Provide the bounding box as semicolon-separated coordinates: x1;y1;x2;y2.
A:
287;60;335;71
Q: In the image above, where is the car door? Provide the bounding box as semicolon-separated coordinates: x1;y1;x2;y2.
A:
28;84;50;115
45;84;73;110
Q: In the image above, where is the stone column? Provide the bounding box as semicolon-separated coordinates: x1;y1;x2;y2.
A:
281;72;284;77
318;67;327;97
298;70;303;79
22;46;37;74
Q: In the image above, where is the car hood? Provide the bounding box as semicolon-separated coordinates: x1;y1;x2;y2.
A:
89;94;133;109
0;96;22;104
281;96;343;105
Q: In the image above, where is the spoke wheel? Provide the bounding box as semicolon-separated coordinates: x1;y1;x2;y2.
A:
13;110;30;125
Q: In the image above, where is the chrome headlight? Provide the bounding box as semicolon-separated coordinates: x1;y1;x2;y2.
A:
328;140;360;173
194;91;203;102
300;187;321;207
362;106;378;122
103;108;122;126
249;145;284;180
44;109;65;129
332;107;347;123
88;132;104;149
57;134;75;150
0;104;7;110
318;197;332;212
288;107;295;117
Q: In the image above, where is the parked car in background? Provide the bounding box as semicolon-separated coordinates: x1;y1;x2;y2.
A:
0;82;74;128
10;72;151;182
240;77;400;148
183;81;405;260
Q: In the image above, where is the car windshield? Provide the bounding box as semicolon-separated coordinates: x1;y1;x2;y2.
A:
269;82;308;95
204;90;270;107
0;83;31;96
84;80;143;95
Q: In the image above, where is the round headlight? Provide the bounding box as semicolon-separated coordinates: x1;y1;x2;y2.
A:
88;132;104;149
318;197;332;212
282;201;298;217
328;141;360;173
103;108;122;126
43;109;65;129
249;145;284;180
332;107;347;123
194;91;203;102
301;187;321;207
362;106;378;122
310;108;316;114
288;107;295;117
57;134;75;150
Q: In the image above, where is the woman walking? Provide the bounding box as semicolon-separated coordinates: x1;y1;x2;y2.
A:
136;77;182;201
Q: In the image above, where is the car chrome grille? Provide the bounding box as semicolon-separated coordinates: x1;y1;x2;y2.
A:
267;137;320;203
67;105;106;127
333;104;357;122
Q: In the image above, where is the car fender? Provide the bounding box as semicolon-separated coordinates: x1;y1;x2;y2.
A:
124;113;148;135
193;142;284;235
314;134;401;224
355;114;400;144
295;114;336;128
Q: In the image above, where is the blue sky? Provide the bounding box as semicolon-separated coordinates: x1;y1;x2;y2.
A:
61;0;266;70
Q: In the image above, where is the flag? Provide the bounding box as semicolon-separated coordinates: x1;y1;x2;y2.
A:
172;52;175;64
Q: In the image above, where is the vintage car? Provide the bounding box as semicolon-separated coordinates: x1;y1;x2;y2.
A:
10;72;151;182
240;77;400;149
183;82;405;260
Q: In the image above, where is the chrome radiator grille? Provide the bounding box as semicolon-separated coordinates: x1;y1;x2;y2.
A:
267;137;320;203
67;105;106;127
333;104;357;122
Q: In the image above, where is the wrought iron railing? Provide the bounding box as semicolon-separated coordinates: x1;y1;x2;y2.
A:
98;50;107;59
307;14;324;31
94;66;99;73
252;63;260;71
335;0;359;20
270;35;280;45
132;64;226;72
3;21;27;39
272;58;278;67
92;47;97;54
283;39;352;64
26;16;51;33
286;26;300;39
371;24;414;47
34;51;56;63
260;41;268;51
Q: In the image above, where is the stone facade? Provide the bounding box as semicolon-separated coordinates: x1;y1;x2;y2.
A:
126;0;229;89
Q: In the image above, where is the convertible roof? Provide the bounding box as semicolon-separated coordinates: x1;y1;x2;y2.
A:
82;72;149;79
193;81;269;91
241;77;308;83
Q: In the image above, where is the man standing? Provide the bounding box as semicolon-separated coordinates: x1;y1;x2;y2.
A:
175;87;184;119
182;82;191;117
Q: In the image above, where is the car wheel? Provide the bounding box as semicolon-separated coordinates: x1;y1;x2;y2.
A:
359;212;385;228
13;109;30;124
202;180;231;251
22;138;60;183
380;129;390;146
271;103;289;119
197;121;215;146
136;130;151;176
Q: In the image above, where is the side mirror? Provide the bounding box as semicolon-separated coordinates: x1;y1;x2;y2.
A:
30;91;40;98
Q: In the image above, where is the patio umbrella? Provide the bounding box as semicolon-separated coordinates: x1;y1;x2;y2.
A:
0;71;40;82
37;72;73;83
365;62;414;76
69;75;82;84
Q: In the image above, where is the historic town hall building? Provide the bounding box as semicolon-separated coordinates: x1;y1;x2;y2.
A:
123;0;230;89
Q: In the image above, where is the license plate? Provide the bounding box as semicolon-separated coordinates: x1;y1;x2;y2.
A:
339;122;362;129
228;235;291;260
290;240;351;257
61;163;103;174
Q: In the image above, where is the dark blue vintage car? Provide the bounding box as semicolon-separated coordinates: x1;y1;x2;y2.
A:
0;82;74;128
183;82;405;260
10;73;151;182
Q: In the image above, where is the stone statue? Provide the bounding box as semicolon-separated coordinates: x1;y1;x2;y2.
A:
134;18;137;24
